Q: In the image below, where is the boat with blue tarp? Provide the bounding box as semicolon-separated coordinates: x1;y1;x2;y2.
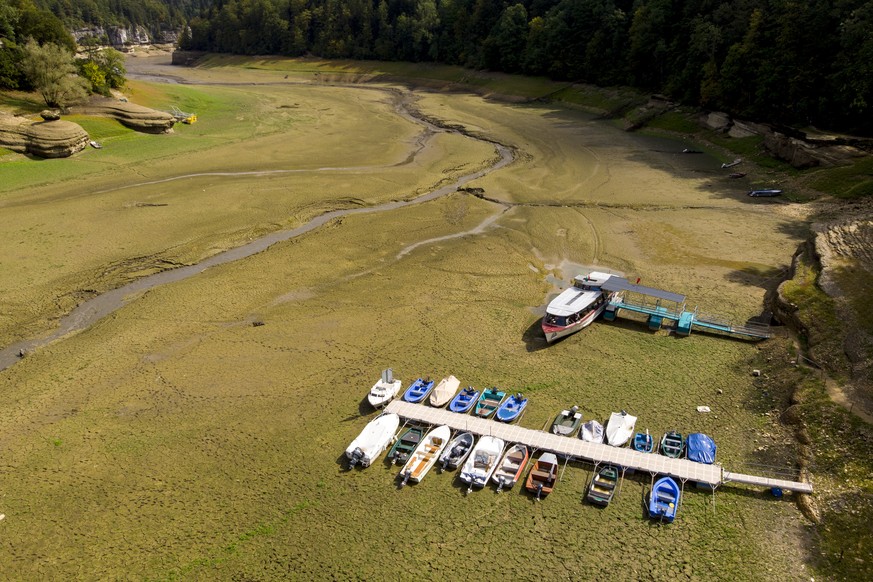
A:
687;433;717;464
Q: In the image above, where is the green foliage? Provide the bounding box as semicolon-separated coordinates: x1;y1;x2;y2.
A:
809;156;873;199
20;38;89;107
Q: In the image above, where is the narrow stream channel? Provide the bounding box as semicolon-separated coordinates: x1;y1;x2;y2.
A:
0;76;514;371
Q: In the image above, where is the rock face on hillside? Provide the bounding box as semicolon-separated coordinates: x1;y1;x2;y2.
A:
0;112;89;158
71;97;175;134
72;26;179;48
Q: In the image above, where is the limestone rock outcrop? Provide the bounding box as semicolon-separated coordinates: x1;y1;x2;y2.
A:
0;112;89;158
72;97;175;134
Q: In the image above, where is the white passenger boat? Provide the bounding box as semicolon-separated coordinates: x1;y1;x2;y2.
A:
367;368;402;408
460;436;505;490
345;413;400;468
605;410;637;447
542;272;615;342
399;425;452;486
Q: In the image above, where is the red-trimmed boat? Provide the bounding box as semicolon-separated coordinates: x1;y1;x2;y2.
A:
541;272;615;342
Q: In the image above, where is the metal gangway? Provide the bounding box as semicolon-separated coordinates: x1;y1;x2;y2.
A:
600;277;771;340
384;401;812;494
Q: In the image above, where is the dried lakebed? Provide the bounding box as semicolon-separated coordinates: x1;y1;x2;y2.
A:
0;82;513;371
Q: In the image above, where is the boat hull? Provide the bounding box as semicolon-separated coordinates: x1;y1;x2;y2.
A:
491;444;530;490
542;302;607;343
367;379;402;408
399;425;452;483
495;394;527;422
429;375;461;407
460;436;505;488
345;413;401;468
648;477;680;522
449;388;479;413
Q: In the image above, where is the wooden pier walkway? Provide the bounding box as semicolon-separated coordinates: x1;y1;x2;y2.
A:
384;401;812;493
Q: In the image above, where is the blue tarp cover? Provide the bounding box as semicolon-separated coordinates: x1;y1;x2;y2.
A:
687;433;717;464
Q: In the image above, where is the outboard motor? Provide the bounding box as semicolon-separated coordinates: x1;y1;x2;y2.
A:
348;448;364;469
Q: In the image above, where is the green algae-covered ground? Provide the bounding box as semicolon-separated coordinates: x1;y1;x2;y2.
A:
0;58;818;580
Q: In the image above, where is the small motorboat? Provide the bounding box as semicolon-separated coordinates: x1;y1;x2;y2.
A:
399;425;452;486
89;140;102;149
345;413;400;469
439;432;475;471
586;464;619;507
474;387;506;418
605;411;637;447
429;375;461;407
387;426;424;465
660;431;685;458
633;430;655;453
367;368;401;408
448;386;480;413
682;148;702;154
525;452;559;499
541;272;616;342
686;433;717;464
579;419;604;442
402;377;435;403
748;189;782;197
722;158;742;168
495;392;528;422
728;172;747;179
649;476;681;523
460;436;505;490
551;406;582;436
491;444;530;492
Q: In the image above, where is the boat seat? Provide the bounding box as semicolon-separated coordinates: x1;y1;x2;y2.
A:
531;470;551;480
658;493;677;504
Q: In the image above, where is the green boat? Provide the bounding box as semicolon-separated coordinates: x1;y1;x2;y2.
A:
586;465;619;507
388;427;424;465
474;387;506;418
660;431;685;458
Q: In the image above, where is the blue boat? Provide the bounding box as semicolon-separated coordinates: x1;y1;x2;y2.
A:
474;387;506;418
686;433;717;464
633;430;654;453
748;189;782;197
648;476;680;523
448;386;480;413
402;377;435;403
495;393;528;422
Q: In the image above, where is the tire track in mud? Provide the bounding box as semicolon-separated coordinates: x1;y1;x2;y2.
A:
0;78;516;372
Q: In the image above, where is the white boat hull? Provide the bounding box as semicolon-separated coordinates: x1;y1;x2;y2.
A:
429;375;461;407
345;413;400;467
460;436;505;488
368;379;402;408
606;411;637;447
399;425;452;483
542;301;607;343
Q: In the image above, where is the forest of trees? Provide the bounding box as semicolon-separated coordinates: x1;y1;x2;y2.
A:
177;0;873;135
2;0;871;133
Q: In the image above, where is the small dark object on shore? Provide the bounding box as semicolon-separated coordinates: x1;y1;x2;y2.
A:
252;320;265;327
682;148;702;154
17;349;26;358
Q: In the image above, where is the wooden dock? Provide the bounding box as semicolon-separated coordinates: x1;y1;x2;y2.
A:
384;401;812;494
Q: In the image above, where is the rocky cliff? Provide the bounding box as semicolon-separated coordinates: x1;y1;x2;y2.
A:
72;25;179;48
71;97;175;134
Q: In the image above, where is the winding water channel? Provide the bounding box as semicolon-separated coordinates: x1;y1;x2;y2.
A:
0;75;514;371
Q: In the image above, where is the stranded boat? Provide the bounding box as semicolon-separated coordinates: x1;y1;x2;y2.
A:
660;431;685;458
474;388;506;418
429;375;461;407
552;406;582;436
439;432;475;471
491;444;530;492
388;426;424;465
460;436;505;490
748;189;782;197
649;476;681;523
605;410;637;447
542;272;615;342
586;464;619;507
449;386;480;413
495;393;528;422
399;425;452;486
580;419;604;443
345;413;400;469
525;452;559;499
633;430;655;453
403;377;435;403
367;368;402;408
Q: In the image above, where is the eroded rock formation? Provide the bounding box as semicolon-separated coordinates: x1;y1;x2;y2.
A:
0;113;89;158
71;97;175;134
